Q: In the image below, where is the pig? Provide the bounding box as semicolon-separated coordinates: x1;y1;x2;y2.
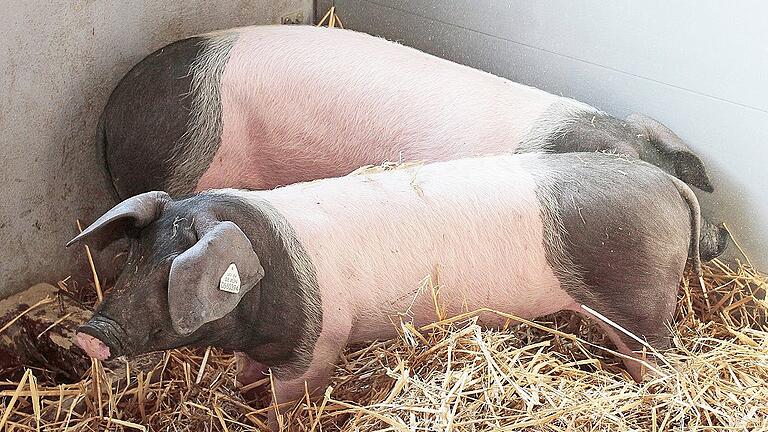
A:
99;25;727;260
70;152;704;422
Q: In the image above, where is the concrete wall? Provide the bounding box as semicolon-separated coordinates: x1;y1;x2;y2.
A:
317;0;768;269
0;0;311;299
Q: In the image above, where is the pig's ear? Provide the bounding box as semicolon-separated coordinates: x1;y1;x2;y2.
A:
66;191;170;250
626;113;714;192
168;221;264;336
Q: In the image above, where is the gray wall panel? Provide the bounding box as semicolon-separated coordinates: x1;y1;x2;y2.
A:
345;0;768;112
318;0;768;268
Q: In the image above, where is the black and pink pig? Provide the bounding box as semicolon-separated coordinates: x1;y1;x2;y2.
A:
100;25;726;261
105;25;714;196
99;26;712;198
71;152;706;423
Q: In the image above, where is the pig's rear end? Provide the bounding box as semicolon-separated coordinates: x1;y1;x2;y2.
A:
525;155;696;354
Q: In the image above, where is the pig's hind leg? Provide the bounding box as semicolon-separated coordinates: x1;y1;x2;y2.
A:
539;162;690;382
566;228;687;382
576;303;674;382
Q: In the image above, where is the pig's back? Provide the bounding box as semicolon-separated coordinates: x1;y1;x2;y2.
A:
198;25;563;190
254;153;572;342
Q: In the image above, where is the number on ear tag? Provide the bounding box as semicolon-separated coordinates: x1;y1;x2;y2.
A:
219;263;241;294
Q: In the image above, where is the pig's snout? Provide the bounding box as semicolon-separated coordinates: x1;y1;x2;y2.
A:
76;332;111;360
76;314;126;360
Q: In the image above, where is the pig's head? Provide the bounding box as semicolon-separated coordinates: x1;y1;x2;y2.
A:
68;191;265;360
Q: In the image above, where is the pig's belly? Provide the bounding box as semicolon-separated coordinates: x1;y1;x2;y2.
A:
258;154;577;344
345;263;572;344
343;235;574;343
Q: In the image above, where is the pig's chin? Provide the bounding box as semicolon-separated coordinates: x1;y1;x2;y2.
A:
76;332;112;360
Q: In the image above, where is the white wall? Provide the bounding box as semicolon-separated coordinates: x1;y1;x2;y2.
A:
318;0;768;269
0;0;311;299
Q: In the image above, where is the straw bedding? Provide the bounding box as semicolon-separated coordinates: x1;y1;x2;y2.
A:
1;250;766;431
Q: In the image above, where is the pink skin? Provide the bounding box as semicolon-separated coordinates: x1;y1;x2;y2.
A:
206;25;570;396
75;332;111;361
232;153;597;411
196;25;569;192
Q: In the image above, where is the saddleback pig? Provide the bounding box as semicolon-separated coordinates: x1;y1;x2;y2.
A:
104;25;713;196
71;152;706;418
99;25;727;261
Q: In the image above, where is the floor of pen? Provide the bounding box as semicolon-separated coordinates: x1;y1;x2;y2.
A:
1;255;766;431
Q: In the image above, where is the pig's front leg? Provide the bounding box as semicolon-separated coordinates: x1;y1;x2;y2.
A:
268;364;335;428
234;351;271;401
267;322;352;430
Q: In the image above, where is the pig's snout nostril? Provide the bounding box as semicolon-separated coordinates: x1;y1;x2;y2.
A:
77;314;127;360
76;332;111;360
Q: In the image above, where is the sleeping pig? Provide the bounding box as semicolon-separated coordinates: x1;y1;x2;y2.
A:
70;152;704;420
99;25;727;262
104;25;713;197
